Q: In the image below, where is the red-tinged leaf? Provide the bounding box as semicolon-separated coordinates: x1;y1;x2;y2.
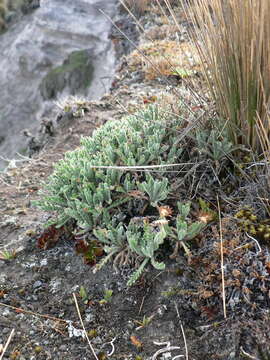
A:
93;246;104;257
75;239;104;267
201;306;218;320
75;239;90;254
130;335;143;348
143;95;157;104
15;308;23;313
37;225;65;250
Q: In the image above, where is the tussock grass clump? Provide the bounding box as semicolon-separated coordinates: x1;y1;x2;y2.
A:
183;0;270;152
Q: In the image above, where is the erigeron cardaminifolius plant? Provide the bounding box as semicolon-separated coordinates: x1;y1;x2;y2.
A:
94;219;168;286
126;222;167;286
169;201;205;258
35;105;188;284
195;129;238;163
138;175;169;207
93;223;128;271
35;105;182;229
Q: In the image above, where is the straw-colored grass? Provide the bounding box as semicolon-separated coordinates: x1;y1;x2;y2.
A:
127;40;201;81
181;0;270;153
122;0;151;15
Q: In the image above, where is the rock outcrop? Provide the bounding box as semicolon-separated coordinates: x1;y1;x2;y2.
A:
0;0;116;169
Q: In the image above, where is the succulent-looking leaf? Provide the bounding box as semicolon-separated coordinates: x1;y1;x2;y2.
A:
186;222;205;239
138;175;170;207
177;201;191;219
127;258;149;286
176;217;188;241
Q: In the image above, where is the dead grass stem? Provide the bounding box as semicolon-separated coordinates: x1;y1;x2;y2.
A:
73;293;99;360
0;329;15;360
122;0;150;15
217;195;227;319
175;302;189;360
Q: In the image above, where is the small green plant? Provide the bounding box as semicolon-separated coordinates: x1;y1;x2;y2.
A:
172;68;195;78
134;314;154;330
79;286;89;304
169;201;205;258
93;223;128;271
126;222;167;286
75;238;103;266
99;289;113;305
35;105;182;229
0;249;16;260
195;129;237;163
197;198;217;224
35;105;186;285
138;175;170;207
235;207;270;243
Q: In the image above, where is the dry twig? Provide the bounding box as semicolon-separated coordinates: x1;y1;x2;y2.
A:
0;302;67;323
0;328;15;360
72;293;99;360
175;302;189;360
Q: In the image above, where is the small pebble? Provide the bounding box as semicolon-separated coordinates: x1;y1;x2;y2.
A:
33;280;43;289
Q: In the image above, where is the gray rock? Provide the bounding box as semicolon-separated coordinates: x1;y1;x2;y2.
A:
33;280;43;288
0;0;117;169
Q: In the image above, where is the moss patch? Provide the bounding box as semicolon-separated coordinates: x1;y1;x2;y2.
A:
40;50;94;100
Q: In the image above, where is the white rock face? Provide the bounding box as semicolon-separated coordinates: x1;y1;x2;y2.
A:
0;0;116;167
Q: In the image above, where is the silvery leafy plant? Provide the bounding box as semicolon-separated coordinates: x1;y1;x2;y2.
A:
35;105;205;285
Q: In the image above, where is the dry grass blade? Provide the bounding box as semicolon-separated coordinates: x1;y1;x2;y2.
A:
72;293;99;360
217;195;226;319
121;0;150;15
0;329;15;360
0;302;67;323
182;0;270;152
174;302;189;360
255;112;270;165
86;163;194;171
255;112;270;213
